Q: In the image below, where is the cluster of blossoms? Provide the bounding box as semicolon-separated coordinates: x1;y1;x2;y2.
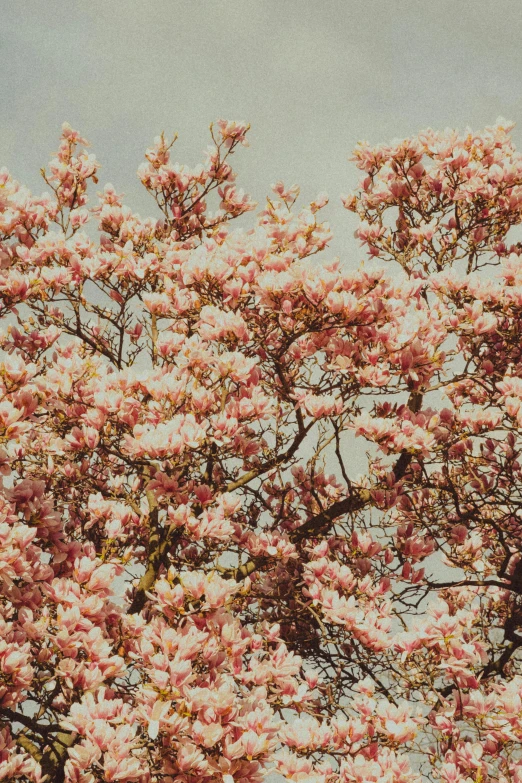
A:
2;118;522;783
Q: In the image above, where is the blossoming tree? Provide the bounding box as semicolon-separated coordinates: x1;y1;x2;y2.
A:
2;116;522;783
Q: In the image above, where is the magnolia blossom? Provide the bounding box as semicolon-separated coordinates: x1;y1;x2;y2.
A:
2;118;522;783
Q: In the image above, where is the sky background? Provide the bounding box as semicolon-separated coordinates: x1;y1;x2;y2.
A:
2;3;520;771
3;0;522;261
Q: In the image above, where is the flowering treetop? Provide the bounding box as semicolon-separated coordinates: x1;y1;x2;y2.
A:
2;116;522;783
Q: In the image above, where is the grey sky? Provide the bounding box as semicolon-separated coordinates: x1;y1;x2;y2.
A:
2;5;519;771
3;0;522;259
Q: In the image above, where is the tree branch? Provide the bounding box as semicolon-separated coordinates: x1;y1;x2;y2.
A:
0;708;77;783
127;494;180;614
0;707;61;736
226;421;313;493
290;488;372;541
39;730;77;783
17;733;43;763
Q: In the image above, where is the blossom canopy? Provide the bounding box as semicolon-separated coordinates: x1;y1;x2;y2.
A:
1;117;522;783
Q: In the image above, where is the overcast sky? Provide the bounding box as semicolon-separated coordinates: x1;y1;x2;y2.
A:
3;0;522;259
2;5;519;748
